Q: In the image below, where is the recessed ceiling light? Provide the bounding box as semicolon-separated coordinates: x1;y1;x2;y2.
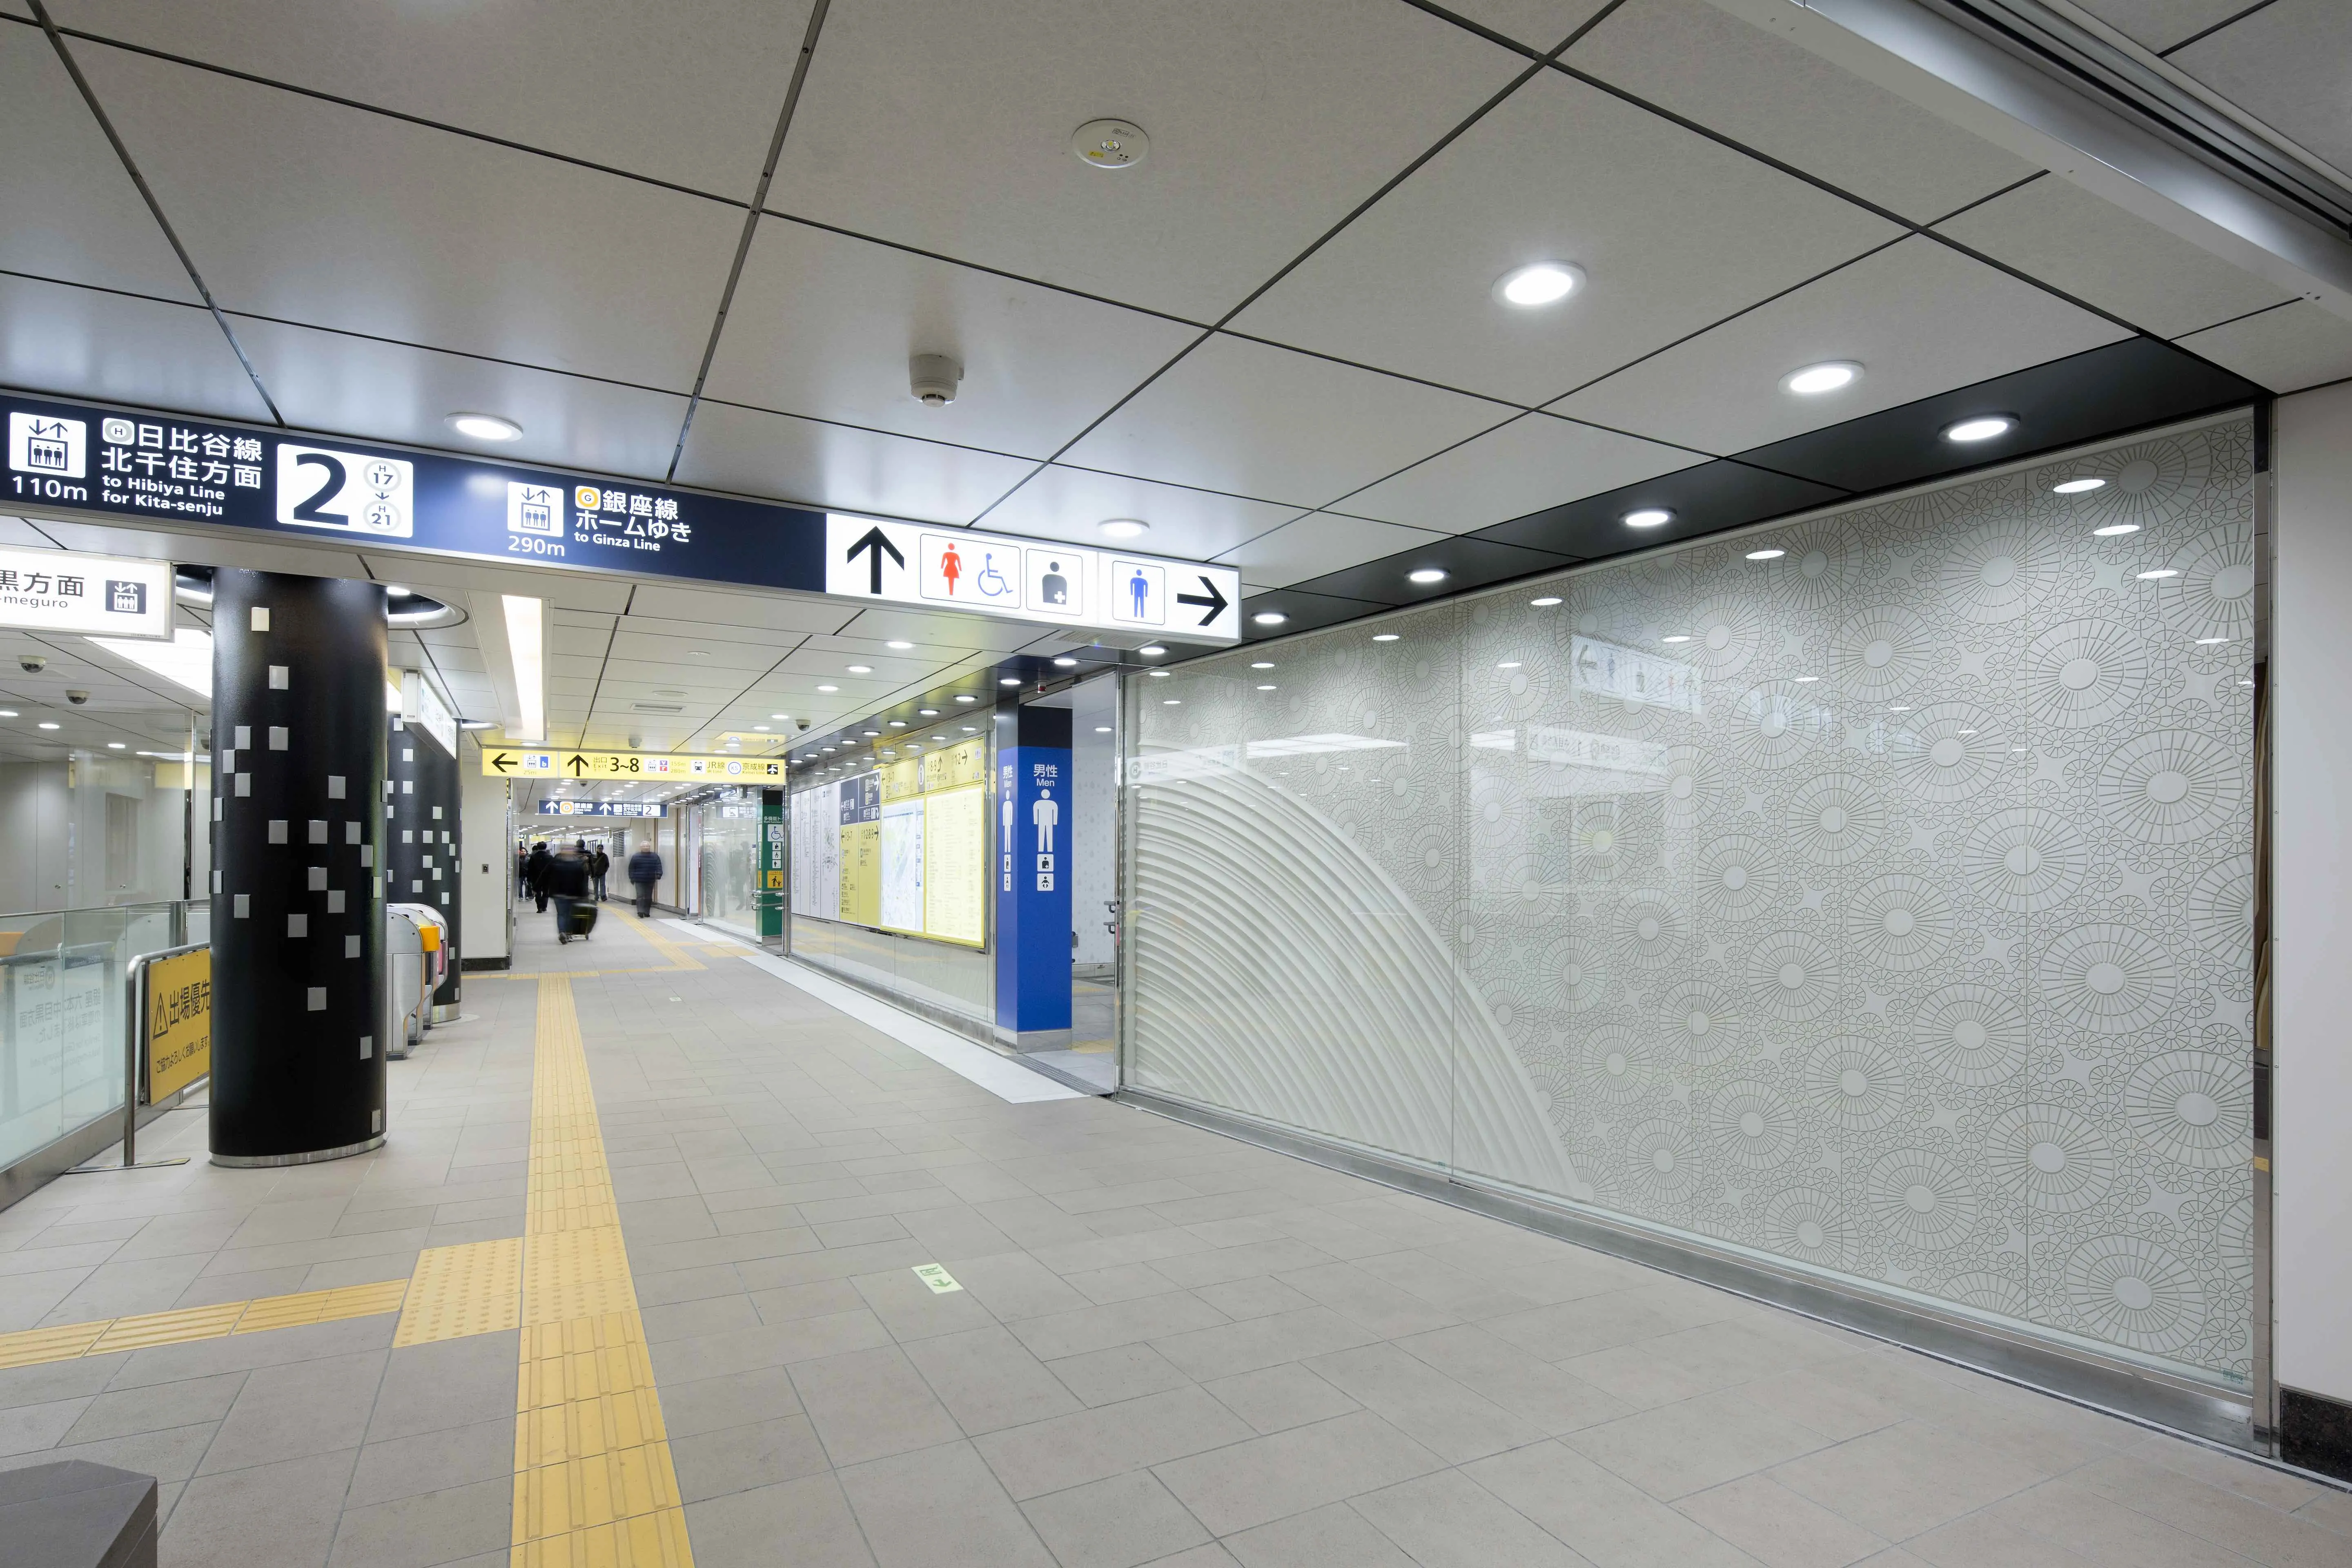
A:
1746;548;1786;561
753;725;770;732
888;720;906;728
0;710;16;718
1407;568;1448;586
1000;677;1021;686
1497;661;1520;669
1253;611;1287;626
2137;568;2180;580
1530;596;1561;607
1494;262;1583;307
1250;661;1274;670
817;684;838;693
1372;633;1399;643
886;640;914;650
385;584;412;600
956;694;977;702
1138;645;1165;657
1098;518;1149;539
1794;675;1820;682
447;412;522;441
1660;635;1692;644
1163;698;1181;705
1943;414;2016;443
1054;657;1077;668
38;722;58;730
1256;684;1276;691
962;725;977;732
1149;669;1170;678
2052;477;2106;494
1781;362;1861;396
1095;725;1111;733
862;730;880;737
107;741;125;749
1624;508;1672;528
2091;523;2139;537
2195;636;2232;645
918;708;938;716
846;664;872;674
822;745;837;753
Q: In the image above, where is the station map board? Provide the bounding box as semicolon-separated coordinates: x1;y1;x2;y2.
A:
791;735;987;948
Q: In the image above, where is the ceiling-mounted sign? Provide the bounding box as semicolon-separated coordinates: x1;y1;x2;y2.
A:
532;798;668;817
0;389;1242;642
401;670;456;755
484;746;786;781
0;545;172;639
824;515;1241;643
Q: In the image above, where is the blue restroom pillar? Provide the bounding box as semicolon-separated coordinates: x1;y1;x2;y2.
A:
994;701;1072;1050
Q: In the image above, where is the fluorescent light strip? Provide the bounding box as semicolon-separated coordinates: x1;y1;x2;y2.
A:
501;594;546;742
90;627;212;697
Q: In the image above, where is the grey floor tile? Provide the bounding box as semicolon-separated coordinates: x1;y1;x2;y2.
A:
1392;1322;1633;1434
1201;1363;1361;1436
1983;1479;2256;1568
0;1393;95;1456
944;1252;1095;1322
905;1324;1085;1435
1224;1501;1421;1567
62;1369;244;1446
1348;1467;1589;1568
1049;1342;1197;1408
2062;1452;2352;1568
1020;1468;1212;1568
160;1447;358;1568
109;1314;396;1391
363;1333;520;1446
197;1348;387;1474
346;1416;514;1508
1679;1472;1891;1568
1150;1410;1448;1537
649;1309;891;1383
1011;1292;1232;1362
1272;1262;1462;1339
1907;1506;2104;1568
640;1292;763;1342
325;1476;511;1568
0;1418;218;1483
661;1364;805;1439
974;1385;1256;1501
792;1345;965;1467
1567;1388;1835;1500
1768;1419;2054;1538
1463;1438;1757;1568
838;1439;1056;1568
1151;1307;1380;1383
853;1264;1002;1342
671;1413;833;1502
1301;1341;1545;1463
0;1352;127;1410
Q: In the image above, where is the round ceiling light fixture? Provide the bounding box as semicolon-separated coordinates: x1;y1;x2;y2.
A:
1072;118;1148;170
1137;645;1165;657
1252;610;1287;626
2091;523;2140;537
846;664;872;674
1098;518;1149;539
1623;508;1673;528
2052;477;2106;494
1372;633;1399;643
886;639;914;650
1053;656;1077;668
1530;595;1561;607
1943;414;2017;443
817;684;838;693
999;676;1022;686
1494;262;1584;308
1746;548;1786;560
1780;361;1861;396
447;412;522;442
1407;568;1448;585
2136;568;2180;580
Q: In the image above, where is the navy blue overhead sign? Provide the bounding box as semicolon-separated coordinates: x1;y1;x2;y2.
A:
3;388;831;594
532;799;668;817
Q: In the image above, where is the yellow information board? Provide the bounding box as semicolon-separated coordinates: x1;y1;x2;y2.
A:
922;737;988;792
479;746;786;782
145;947;211;1101
840;819;881;925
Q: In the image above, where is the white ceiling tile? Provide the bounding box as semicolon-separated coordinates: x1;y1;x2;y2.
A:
0;274;271;423
77;42;742;389
826;605;1051;654
1566;0;2038;224
978;464;1305;559
704;218;1197;461
1548;236;2130;454
2071;0;2256;52
353;553;635;612
1058;335;1508;508
1225;71;1902;405
776;646;940;686
0;26;194;298
232;319;691;481
624;585;850;635
2174;301;2352;394
47;0;812;197
1446;1;1616;49
615;616;810;654
767;0;1528;321
1935;178;2293;339
674;400;1038;524
2169;1;2352;175
1337;413;1703;533
37;518;372;580
1216;512;1448;590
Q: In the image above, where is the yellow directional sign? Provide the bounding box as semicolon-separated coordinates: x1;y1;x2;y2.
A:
145;947;211;1102
480;747;787;782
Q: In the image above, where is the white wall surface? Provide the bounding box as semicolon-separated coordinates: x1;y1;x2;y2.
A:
2272;380;2352;1404
459;748;511;962
0;762;71;913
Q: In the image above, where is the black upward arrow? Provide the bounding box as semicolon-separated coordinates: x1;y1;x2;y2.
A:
1176;575;1229;626
846;526;905;595
565;753;590;777
490;752;517;773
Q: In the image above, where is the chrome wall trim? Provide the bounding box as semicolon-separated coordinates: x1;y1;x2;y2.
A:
1119;1086;2259;1451
211;1134;383;1168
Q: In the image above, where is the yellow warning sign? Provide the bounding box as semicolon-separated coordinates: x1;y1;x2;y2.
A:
144;947;211;1102
480;747;786;782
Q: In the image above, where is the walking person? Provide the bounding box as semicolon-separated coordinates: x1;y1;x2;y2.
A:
525;841;551;913
590;844;610;902
628;843;663;919
546;842;592;941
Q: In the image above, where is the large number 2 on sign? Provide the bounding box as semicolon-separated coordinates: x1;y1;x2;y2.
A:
290;452;347;523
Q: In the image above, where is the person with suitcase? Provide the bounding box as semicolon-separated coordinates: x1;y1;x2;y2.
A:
546;844;594;942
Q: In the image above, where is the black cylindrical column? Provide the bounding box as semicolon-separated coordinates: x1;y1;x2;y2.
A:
387;713;462;1015
210;570;389;1165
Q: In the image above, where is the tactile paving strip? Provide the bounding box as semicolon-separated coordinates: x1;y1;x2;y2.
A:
395;1237;525;1347
0;1278;411;1370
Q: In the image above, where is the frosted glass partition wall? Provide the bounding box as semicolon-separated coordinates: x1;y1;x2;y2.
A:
1129;416;2256;1391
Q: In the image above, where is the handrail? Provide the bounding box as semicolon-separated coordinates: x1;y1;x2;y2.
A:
111;941;207;1171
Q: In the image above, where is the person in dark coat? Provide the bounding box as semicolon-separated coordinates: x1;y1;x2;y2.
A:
627;845;664;918
525;842;552;913
590;845;610;901
545;844;592;938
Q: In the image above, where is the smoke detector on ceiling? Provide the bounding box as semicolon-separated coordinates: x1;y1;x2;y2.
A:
1072;119;1148;170
910;354;963;407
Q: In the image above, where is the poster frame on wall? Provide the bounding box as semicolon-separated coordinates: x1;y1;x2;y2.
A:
788;730;991;952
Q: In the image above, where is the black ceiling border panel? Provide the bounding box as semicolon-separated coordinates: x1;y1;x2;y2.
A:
1470;460;1848;559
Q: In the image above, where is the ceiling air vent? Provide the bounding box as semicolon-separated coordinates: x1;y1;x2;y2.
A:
629;702;686;714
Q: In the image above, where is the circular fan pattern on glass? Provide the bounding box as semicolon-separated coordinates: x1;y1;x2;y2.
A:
1764;1188;1856;1268
1889;705;2006;805
1695;834;1778;922
2027;619;2148;730
1688;595;1766;677
2187;856;2254;962
1832;607;1937;699
1786;774;1886;866
1911;984;2029;1087
1943;1271;2027;1317
1710;1080;1800;1169
2040;923;2176;1035
1868;1149;1982;1250
1962;808;2089;913
1615;890;1688;971
2094;731;2244;845
1728;683;1827;771
1659;744;1722;830
1804;1038;1910;1132
1938;521;2049;624
1762;519;1862;611
1988;1104;2115;1212
2060;437;2207;531
2065;1235;2205;1353
1622;1118;1703;1204
1655;979;1744;1066
1845;874;1955;971
2123;1051;2249;1168
1582;1024;1661;1107
1544;930;1608;1013
2158;526;2256;642
1748;931;1841;1024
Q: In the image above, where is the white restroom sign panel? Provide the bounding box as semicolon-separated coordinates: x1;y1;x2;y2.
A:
823;513;1240;643
276;445;413;538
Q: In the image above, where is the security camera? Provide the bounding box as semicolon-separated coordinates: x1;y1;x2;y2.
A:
627;734;641;750
910;353;962;408
17;654;44;674
65;689;89;706
795;718;811;732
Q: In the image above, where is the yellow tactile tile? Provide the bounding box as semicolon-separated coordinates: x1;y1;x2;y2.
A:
508;1506;695;1568
0;1320;111;1369
235;1278;410;1335
86;1301;248;1354
513;1442;684;1543
396;1237;524;1347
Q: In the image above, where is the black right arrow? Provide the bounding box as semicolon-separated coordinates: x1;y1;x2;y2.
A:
490;752;516;774
846;526;905;595
1176;575;1229;626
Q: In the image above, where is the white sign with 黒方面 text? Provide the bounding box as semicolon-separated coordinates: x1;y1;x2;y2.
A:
824;514;1240;643
0;547;172;639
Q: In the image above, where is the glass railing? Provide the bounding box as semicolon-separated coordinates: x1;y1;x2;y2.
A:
0;900;206;1172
